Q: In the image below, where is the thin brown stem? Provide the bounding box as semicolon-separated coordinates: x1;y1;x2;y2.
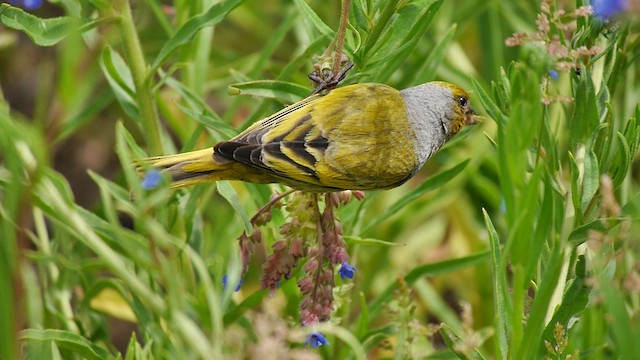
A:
332;0;351;74
250;189;296;225
311;194;324;301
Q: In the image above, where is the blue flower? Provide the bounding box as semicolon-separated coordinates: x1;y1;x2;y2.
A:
222;274;243;292
338;262;357;280
141;169;162;190
9;0;43;10
304;331;329;349
549;70;559;80
592;0;627;19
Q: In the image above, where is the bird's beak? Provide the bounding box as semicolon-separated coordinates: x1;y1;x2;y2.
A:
465;107;482;125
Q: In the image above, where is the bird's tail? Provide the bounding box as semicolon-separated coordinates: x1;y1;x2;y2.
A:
137;148;231;188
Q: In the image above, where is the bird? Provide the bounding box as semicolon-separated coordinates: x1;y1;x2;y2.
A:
138;81;478;192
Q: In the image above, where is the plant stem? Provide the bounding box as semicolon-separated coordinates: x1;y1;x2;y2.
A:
332;0;352;74
115;0;163;155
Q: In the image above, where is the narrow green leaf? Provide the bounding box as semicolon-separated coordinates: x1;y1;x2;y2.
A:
571;69;599;146
568;217;625;245
516;244;564;359
377;0;443;83
100;47;140;120
354;292;369;339
55;90;115;143
216;181;252;234
0;4;79;46
568;152;583;224
483;209;508;360
363;159;469;233
293;0;335;37
413;23;457;84
439;324;486;360
612;132;631;188
151;0;246;70
228;80;309;103
223;290;267;325
361;0;400;59
599;261;640;359
582;143;600;212
176;103;239;140
622;191;640;218
540;255;590;355
343;235;404;247
249;8;298;79
471;77;507;125
21;329;114;360
368;251;489;317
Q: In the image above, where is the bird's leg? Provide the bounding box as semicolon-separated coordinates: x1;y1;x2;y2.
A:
308;60;355;95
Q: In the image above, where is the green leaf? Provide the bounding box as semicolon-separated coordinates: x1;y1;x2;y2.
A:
471;77;507;125
216;181;252;235
599;260;640;358
354;292;370;339
368;251;489;318
612;132;631;188
376;0;443;83
439;324;486;360
360;0;400;59
540;255;590;356
100;47;140;120
363;159;469;233
568;151;583;224
175;103;239;140
571;69;600;147
413;23;457;84
292;0;335;37
581;147;599;212
21;329;114;360
568;217;625;245
343;235;404;247
228;80;309;103
223;290;266;325
0;4;79;46
516;244;564;359
151;0;246;70
622;191;640;218
483;209;508;360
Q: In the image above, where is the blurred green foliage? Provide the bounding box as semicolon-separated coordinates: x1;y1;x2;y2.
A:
1;0;639;359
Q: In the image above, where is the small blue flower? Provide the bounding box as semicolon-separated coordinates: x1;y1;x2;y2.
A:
141;169;162;190
9;0;43;10
222;275;243;292
304;331;329;349
338;262;357;280
592;0;627;19
549;70;559;80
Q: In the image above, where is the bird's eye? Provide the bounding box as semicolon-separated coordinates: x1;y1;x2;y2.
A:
457;96;468;107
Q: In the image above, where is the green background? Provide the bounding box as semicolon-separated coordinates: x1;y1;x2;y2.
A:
1;0;639;358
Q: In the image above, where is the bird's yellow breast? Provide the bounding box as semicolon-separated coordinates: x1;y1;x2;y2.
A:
313;84;419;189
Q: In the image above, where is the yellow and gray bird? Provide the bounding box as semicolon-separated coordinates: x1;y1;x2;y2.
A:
140;82;477;192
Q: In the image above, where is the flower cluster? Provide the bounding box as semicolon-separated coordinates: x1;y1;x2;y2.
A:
504;1;607;104
238;228;262;275
298;192;355;326
259;192;317;293
505;1;599;74
236;190;363;346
